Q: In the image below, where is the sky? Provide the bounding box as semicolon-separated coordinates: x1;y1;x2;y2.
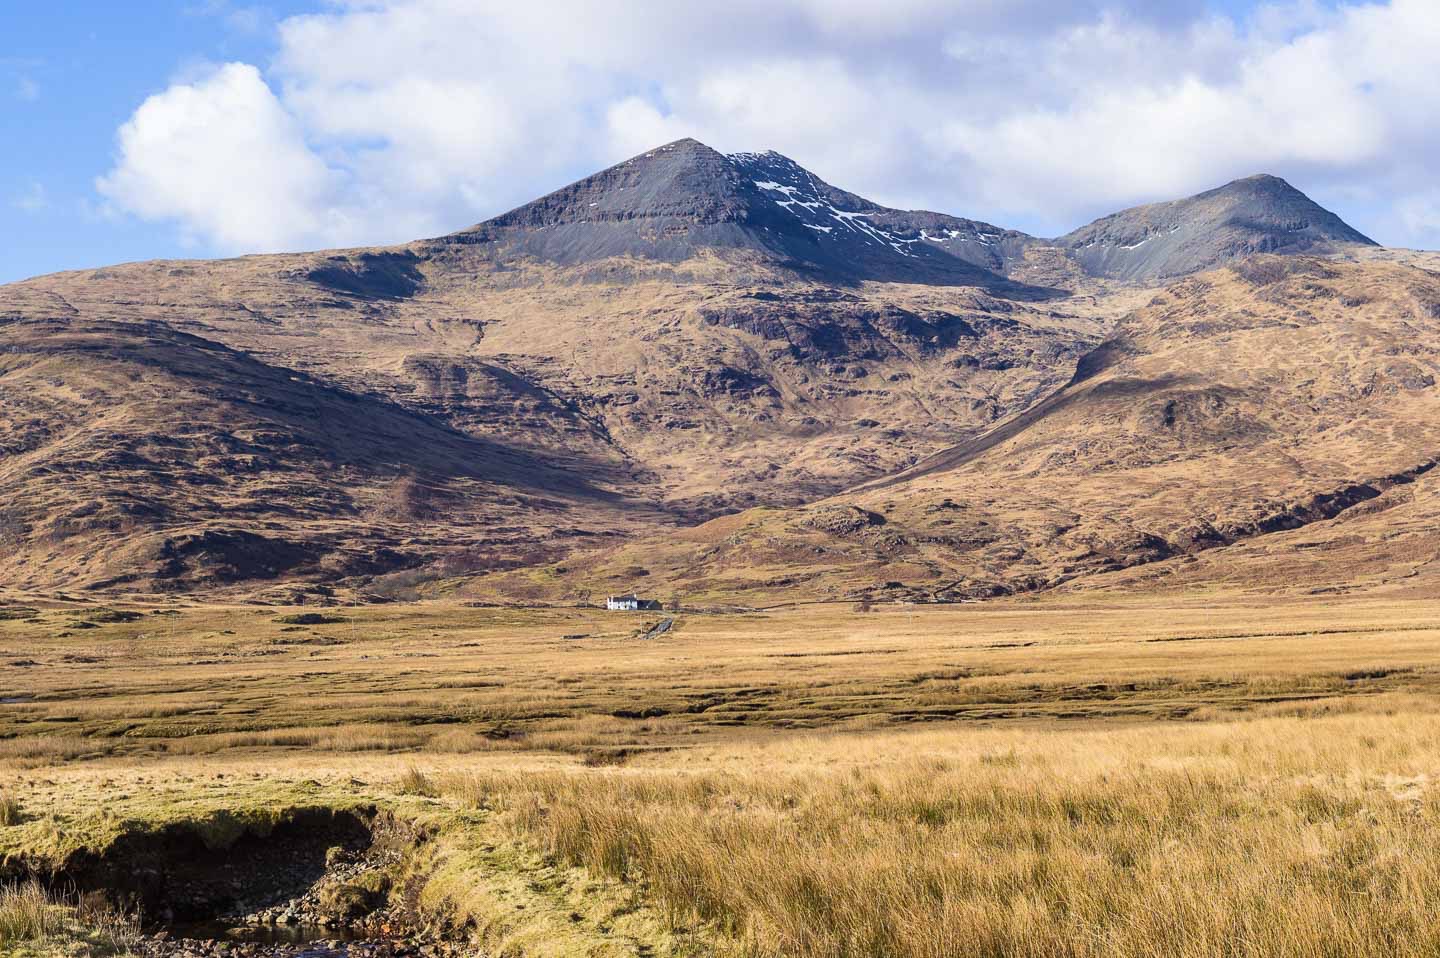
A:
3;0;1437;285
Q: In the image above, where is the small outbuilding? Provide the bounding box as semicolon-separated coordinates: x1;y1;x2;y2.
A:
606;594;661;611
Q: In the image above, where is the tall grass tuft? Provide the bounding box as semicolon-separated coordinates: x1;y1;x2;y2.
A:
0;882;63;943
397;766;438;797
0;882;139;951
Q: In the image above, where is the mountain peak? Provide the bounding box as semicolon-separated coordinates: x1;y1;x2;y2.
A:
449;141;1052;294
476;138;744;233
1206;172;1322;204
656;136;718;153
1058;173;1377;281
1232;172;1289;185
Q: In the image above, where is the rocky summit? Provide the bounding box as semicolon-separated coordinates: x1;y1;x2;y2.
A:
1057;173;1378;281
445;138;1057;294
0;138;1423;605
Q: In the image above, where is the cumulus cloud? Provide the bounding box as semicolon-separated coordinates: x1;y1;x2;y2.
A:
97;63;353;251
99;0;1440;254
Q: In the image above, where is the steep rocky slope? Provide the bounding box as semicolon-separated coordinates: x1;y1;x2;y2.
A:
448;138;1057;292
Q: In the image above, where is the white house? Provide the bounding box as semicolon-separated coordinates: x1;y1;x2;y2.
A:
606;594;658;611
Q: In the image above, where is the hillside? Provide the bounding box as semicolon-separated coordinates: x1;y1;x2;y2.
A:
494;256;1440;605
0;315;659;595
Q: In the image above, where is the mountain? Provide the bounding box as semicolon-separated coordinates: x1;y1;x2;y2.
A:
0;139;1418;600
0;314;658;595
1057;174;1378;281
0;139;1112;595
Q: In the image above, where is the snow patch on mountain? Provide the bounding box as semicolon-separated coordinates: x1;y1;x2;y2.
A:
740;154;919;258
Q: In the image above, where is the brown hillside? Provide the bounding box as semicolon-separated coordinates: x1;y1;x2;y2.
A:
0;315;656;594
0;252;1103;593
500;257;1440;604
0;140;1417;599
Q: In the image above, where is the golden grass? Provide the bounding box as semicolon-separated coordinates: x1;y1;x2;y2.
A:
164;723;436;755
6;595;1440;956
443;699;1440;958
4;595;1440;767
0;737;100;763
0;794;18;827
397;766;439;797
0;882;58;943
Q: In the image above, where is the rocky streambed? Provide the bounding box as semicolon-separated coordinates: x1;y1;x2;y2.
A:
9;806;480;958
137;840;470;958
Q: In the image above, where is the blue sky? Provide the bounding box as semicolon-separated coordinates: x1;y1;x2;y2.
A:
2;3;315;282
3;0;1434;285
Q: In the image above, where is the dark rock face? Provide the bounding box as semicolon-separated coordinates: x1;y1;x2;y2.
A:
307;253;425;300
699;294;995;363
1057;174;1377;281
801;505;887;536
699;365;777;398
445;138;1057;295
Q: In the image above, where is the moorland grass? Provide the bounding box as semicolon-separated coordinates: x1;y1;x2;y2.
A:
445;700;1440;958
5;596;1440;956
2;597;1438;765
0;882;57;943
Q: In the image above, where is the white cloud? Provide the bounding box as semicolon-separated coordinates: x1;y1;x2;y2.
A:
1393;191;1440;250
97;62;352;252
184;0;272;35
16;76;39;102
98;0;1440;253
604;98;688;161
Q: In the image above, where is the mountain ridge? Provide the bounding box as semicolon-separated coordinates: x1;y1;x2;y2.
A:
437;138;1377;290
